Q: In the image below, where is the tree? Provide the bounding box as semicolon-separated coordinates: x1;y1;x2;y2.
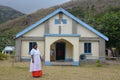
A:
96;11;120;48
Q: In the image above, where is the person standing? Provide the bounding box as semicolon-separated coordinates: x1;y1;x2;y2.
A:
30;42;42;77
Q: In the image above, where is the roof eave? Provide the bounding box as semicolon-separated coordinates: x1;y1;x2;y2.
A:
60;8;109;41
16;8;62;38
16;8;109;41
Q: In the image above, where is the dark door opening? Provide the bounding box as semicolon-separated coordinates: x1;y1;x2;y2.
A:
56;42;65;60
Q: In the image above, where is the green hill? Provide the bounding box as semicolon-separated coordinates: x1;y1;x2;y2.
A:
0;5;24;24
0;0;120;51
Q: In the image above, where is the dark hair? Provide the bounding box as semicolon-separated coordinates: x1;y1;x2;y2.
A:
32;42;37;48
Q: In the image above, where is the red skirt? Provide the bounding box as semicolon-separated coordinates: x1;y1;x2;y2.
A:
32;70;42;77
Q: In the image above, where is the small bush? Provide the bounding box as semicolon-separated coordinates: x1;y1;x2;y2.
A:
10;55;15;59
0;53;8;60
96;60;102;67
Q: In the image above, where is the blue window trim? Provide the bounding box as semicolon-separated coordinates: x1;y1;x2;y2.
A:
73;61;79;66
62;19;67;24
55;19;67;24
55;19;59;24
84;43;92;54
84;51;92;54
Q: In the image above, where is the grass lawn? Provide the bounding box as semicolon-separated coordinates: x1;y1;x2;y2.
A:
0;60;120;80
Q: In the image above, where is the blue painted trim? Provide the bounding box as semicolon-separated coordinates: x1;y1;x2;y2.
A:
44;34;80;37
21;57;31;61
45;61;51;66
55;19;59;24
84;53;92;55
16;8;61;38
73;61;79;66
62;19;67;24
60;8;109;41
65;58;73;61
16;8;109;41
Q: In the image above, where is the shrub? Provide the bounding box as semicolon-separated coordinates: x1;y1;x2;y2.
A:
0;53;8;60
96;60;102;67
10;55;15;59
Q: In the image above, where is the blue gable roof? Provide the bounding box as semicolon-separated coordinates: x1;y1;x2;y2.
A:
16;8;109;41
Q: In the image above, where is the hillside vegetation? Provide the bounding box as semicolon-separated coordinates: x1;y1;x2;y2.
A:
0;0;120;51
0;5;24;24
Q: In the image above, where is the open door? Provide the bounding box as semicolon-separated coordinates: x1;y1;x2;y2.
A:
56;42;65;60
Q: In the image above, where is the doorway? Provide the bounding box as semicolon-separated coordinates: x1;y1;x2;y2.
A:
56;42;65;60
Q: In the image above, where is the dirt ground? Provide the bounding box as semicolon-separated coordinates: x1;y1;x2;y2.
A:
0;60;120;80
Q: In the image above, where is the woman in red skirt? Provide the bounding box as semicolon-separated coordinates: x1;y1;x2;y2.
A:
30;42;42;77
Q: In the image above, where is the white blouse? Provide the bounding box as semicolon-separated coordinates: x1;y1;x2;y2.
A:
30;48;42;72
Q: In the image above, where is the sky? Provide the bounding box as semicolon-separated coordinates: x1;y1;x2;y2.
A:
0;0;70;14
